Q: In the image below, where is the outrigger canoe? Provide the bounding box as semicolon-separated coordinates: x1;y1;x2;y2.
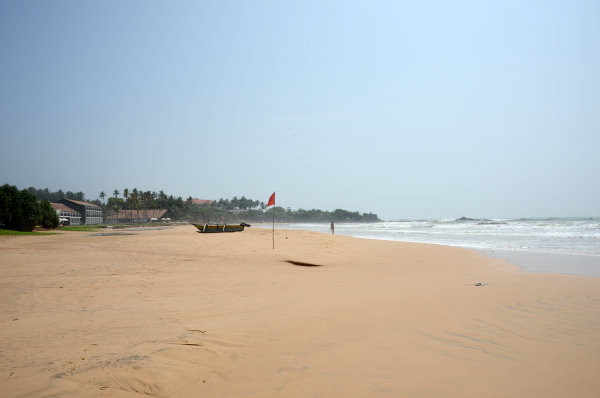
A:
193;222;250;233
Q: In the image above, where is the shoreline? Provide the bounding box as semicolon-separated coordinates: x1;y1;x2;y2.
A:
480;249;600;278
1;225;599;397
255;223;600;278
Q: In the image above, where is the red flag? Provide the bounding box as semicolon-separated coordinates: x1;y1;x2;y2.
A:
267;192;275;207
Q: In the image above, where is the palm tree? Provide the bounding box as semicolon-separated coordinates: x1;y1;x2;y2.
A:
141;191;152;220
123;188;129;208
111;204;121;224
185;196;193;221
159;190;167;208
130;189;140;222
99;191;106;206
113;189;119;199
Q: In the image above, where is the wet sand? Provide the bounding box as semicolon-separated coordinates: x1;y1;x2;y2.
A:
481;249;600;277
1;225;599;397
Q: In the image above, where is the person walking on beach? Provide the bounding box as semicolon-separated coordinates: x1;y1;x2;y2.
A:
330;221;335;235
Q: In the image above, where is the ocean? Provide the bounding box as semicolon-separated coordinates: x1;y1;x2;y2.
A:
273;217;600;277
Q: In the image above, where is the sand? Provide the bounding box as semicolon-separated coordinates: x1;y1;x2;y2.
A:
1;225;599;397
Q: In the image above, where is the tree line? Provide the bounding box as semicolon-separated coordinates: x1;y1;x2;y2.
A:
1;185;380;229
216;196;265;210
264;207;380;223
98;190;260;222
25;187;86;202
100;190;379;223
101;188;189;219
0;184;58;231
176;206;379;224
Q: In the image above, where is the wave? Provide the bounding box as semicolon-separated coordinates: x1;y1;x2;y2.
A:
278;217;600;256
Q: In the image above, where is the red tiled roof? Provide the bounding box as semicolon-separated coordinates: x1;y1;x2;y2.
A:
191;198;215;206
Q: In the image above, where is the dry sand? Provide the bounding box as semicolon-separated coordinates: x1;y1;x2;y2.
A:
1;225;599;397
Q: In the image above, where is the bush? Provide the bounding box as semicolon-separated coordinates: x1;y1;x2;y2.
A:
0;184;55;231
38;199;59;229
0;184;20;228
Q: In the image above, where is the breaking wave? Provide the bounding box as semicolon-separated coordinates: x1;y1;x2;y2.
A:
278;217;600;256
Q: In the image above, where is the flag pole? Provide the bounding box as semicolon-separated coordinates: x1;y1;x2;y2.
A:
267;192;276;250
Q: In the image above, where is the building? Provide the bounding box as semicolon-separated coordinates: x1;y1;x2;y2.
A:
50;202;81;225
104;209;167;224
191;198;215;206
57;199;103;225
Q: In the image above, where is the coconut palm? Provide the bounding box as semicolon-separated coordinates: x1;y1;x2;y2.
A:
130;189;140;222
111;204;121;224
141;191;152;220
158;190;167;208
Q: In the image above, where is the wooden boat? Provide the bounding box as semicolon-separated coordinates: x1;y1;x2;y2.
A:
192;222;250;233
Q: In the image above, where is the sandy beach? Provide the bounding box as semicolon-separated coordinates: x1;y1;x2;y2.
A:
1;225;599;397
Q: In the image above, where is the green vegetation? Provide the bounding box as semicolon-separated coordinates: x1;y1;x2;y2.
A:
10;185;381;227
0;184;59;231
0;229;57;236
39;200;59;229
25;187;85;202
174;203;379;224
101;189;380;223
58;225;104;231
235;207;379;223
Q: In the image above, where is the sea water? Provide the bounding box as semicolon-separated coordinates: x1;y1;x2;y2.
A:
274;217;600;276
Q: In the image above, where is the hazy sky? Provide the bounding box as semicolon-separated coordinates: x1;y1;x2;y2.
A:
1;1;598;220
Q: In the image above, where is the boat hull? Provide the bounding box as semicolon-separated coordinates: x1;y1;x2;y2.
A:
193;224;246;233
